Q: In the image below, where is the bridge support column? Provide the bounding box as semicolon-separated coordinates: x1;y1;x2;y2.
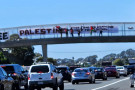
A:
42;44;47;62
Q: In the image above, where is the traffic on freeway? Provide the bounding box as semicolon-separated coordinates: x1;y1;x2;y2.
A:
0;63;135;90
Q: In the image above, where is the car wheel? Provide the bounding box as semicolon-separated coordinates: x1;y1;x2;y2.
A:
28;86;34;90
1;84;4;90
53;81;58;90
93;78;95;83
53;85;58;90
11;84;16;90
72;81;75;85
59;82;64;90
131;84;134;88
37;87;41;90
68;78;71;82
16;84;20;90
116;75;120;78
76;82;79;84
105;77;107;80
24;84;28;90
89;77;92;84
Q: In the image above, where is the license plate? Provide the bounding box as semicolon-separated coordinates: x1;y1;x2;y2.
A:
108;72;111;74
38;82;43;84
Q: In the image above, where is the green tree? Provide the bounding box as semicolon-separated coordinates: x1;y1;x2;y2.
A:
36;57;57;65
6;34;35;65
0;51;9;64
113;59;124;66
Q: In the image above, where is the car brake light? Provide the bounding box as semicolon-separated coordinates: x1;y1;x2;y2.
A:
72;73;75;76
13;73;17;76
0;66;6;67
65;70;67;73
38;71;43;73
51;73;54;79
28;74;30;80
86;72;90;75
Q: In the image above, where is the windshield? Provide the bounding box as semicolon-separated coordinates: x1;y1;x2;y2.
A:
56;67;67;72
2;66;15;73
95;68;103;71
117;67;124;69
74;69;88;72
105;68;116;70
31;65;49;73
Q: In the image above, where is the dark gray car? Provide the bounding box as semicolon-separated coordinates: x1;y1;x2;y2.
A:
0;67;15;90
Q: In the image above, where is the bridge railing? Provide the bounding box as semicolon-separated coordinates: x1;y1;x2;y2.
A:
0;23;135;42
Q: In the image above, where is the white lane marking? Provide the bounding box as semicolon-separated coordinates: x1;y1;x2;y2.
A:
92;77;129;90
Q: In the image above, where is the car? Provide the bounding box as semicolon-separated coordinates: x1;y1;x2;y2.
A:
28;63;64;90
0;67;15;90
69;65;81;73
56;66;71;82
0;64;28;90
71;68;95;84
116;66;127;76
105;67;120;78
94;67;107;80
126;65;135;74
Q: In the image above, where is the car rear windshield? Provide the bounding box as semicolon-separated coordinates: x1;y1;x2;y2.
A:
128;65;134;68
2;66;15;73
95;68;103;71
117;67;124;69
74;69;88;72
105;68;116;70
31;65;49;73
56;67;67;72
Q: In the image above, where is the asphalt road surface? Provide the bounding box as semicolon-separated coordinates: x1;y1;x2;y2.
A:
21;75;135;90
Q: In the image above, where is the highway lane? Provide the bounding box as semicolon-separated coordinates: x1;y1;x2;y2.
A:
21;75;133;90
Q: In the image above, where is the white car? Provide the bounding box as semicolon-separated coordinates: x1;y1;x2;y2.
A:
116;66;127;76
28;63;64;90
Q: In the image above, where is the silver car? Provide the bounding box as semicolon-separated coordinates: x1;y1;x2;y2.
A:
116;66;127;76
71;68;95;84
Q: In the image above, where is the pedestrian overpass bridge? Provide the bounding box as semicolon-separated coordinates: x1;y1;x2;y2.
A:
0;22;135;61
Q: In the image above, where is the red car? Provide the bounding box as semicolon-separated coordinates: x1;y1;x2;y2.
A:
105;67;120;78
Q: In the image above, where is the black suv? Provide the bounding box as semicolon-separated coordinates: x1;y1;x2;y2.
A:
94;67;107;80
125;65;135;74
56;66;71;82
0;64;28;90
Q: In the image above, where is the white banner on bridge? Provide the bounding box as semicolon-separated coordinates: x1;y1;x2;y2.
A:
18;25;119;36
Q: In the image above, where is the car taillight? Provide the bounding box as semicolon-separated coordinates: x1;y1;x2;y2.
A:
51;73;54;79
38;71;43;73
65;70;67;73
12;73;17;76
72;73;75;76
86;72;90;75
28;74;30;80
